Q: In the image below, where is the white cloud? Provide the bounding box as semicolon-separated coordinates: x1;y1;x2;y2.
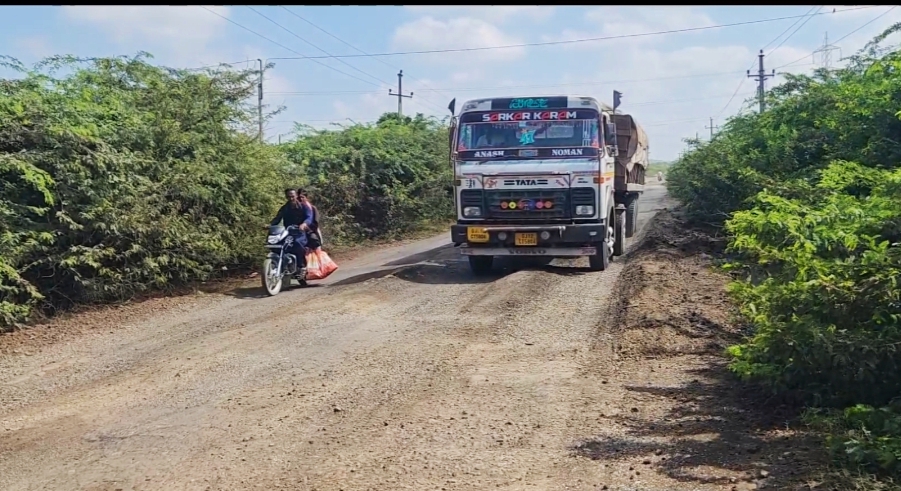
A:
542;7;716;50
449;71;481;85
404;6;554;23
14;36;54;60
60;6;231;66
391;16;526;64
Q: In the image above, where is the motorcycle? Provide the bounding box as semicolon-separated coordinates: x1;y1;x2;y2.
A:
262;224;307;296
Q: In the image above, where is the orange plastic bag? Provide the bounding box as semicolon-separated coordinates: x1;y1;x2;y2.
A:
304;248;339;280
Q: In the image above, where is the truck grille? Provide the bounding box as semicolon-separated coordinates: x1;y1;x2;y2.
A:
460;189;483;208
486;189;569;219
571;187;596;206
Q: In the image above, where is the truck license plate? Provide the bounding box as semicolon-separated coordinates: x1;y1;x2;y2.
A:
515;233;538;246
467;227;489;243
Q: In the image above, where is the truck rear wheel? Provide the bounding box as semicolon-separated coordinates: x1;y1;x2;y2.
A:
468;255;494;276
613;210;626;257
625;198;639;238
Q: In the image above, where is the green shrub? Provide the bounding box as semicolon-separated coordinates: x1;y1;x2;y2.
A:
0;54;452;329
668;26;901;480
280;112;452;244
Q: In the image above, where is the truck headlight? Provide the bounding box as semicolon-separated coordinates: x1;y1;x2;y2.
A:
463;206;482;217
575;205;595;216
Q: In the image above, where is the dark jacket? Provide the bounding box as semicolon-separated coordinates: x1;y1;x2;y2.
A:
270;201;313;228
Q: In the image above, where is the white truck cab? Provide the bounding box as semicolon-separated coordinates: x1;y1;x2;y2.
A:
447;95;648;274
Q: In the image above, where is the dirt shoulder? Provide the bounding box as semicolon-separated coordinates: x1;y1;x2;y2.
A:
576;209;831;490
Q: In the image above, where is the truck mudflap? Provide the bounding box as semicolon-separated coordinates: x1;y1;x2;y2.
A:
460;246;596;257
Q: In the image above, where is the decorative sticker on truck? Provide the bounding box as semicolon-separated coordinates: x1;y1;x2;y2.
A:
491;97;569;110
509;98;547;109
460;109;597;124
473;150;506;158
481;111;578;122
551;148;584;156
458;147;599;160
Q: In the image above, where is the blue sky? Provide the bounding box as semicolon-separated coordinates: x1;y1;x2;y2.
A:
2;5;899;160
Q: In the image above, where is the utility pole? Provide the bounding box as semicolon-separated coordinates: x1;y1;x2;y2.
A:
257;59;264;143
388;70;413;118
705;117;719;139
747;50;775;113
813;32;841;69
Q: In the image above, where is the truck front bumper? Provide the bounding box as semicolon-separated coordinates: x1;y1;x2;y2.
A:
460;246;597;257
450;222;607;247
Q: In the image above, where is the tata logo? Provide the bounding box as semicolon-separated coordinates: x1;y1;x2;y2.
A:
474;150;505;158
484;178;498;189
551;148;584;156
503;178;549;186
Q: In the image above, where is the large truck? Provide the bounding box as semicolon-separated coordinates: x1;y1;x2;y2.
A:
447;95;649;274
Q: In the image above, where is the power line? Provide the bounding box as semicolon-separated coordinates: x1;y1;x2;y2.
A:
246;6;392;88
767;5;822;57
717;6;822;118
278;7;454;105
774;6;898;70
201;6;445;115
198;6;381;88
262;6;876;61
246;7;450;115
761;6;820;52
268;69;806;96
269;91;758;109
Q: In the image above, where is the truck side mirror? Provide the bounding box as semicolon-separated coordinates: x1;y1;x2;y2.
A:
448;117;457;158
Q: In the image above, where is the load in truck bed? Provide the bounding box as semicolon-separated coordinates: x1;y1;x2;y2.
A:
611;114;649;190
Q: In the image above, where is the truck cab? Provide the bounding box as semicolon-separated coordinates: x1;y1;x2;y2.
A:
447;95;648;275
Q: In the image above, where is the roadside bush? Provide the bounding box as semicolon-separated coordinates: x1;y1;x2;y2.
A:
0;54;452;330
667;26;901;481
280;113;452;245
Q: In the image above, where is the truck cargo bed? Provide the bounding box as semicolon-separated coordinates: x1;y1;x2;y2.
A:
611;114;649;191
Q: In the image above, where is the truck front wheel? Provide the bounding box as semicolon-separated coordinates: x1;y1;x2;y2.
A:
589;216;613;271
468;255;494;276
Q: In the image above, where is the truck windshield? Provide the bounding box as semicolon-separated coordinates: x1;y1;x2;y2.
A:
457;119;599;151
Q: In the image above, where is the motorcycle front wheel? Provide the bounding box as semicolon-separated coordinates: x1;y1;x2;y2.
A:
261;258;284;296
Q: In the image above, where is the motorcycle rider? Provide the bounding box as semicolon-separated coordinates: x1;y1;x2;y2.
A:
296;188;322;250
270;188;312;272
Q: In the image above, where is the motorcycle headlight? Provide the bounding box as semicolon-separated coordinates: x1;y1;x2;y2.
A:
267;235;279;244
463;206;482;217
575;205;595;216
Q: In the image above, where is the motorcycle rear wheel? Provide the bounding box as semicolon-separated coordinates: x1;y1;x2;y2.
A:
262;258;284;296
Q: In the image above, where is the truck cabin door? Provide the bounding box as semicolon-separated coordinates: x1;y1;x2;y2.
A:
602;115;618;157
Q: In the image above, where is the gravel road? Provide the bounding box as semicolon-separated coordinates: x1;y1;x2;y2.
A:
0;183;710;491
